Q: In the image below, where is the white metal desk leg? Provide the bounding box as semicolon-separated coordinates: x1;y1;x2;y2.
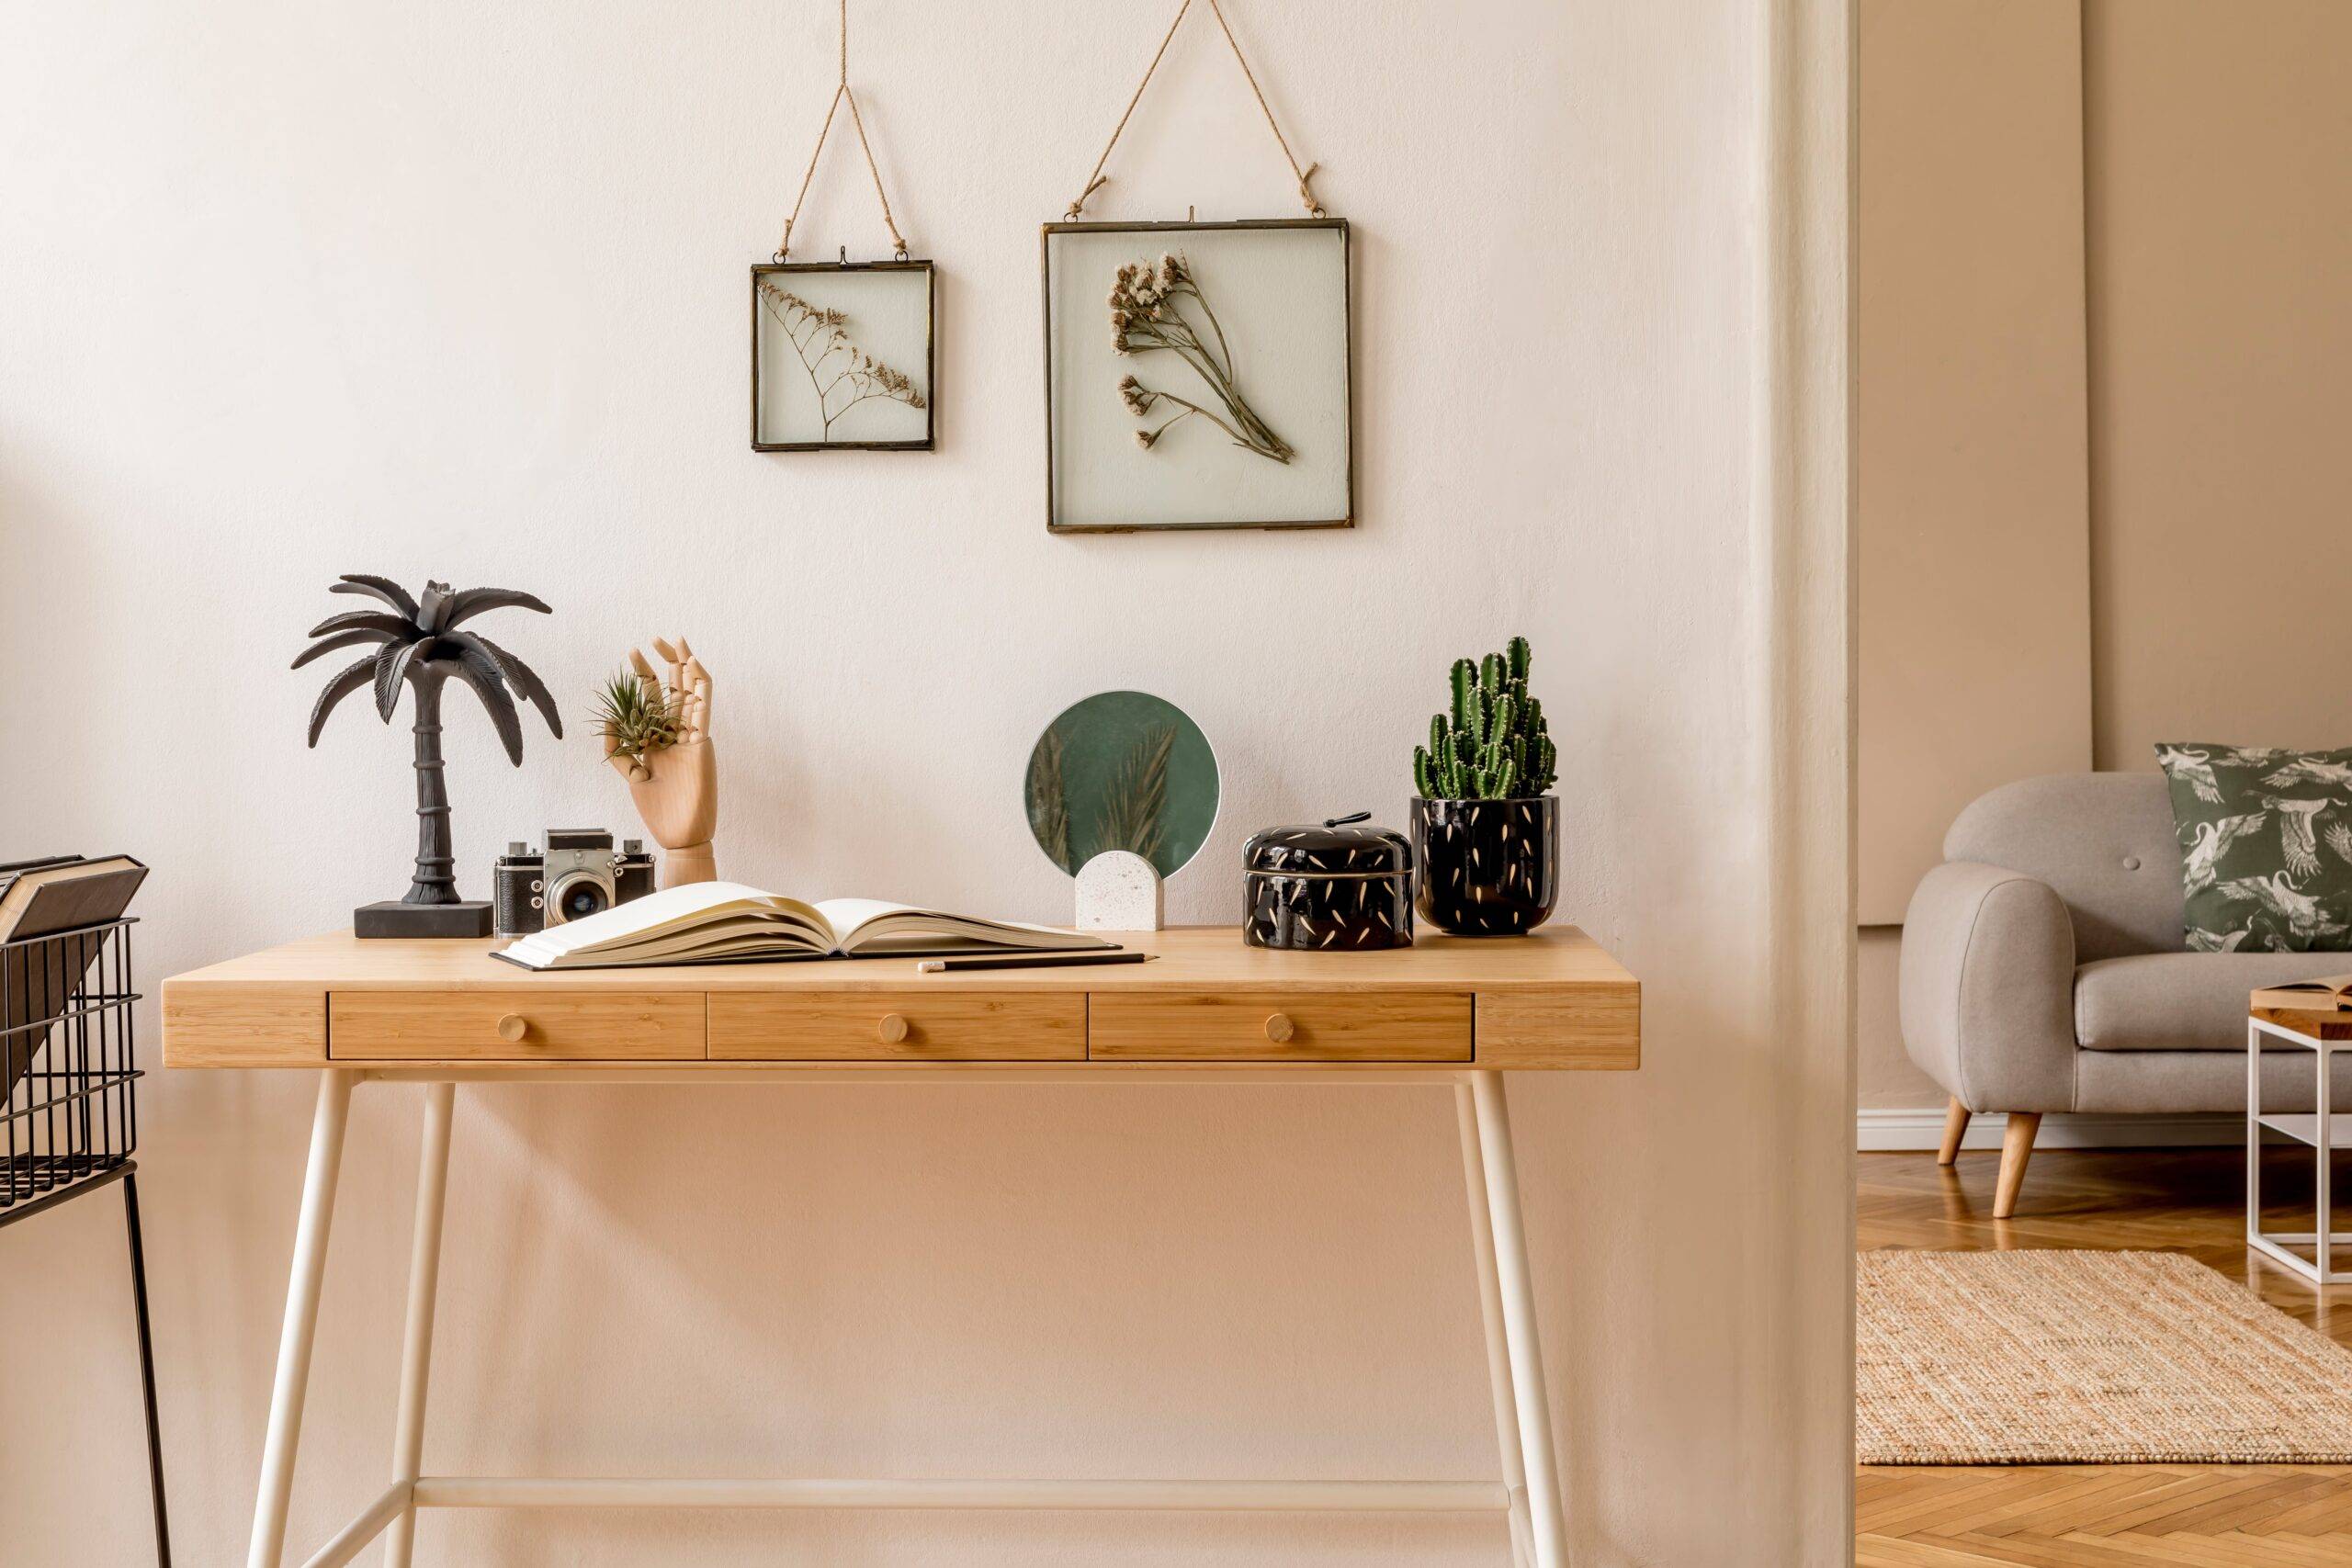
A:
250;1070;356;1568
1469;1070;1569;1567
382;1082;457;1568
2321;1043;2335;1283
2247;1021;2262;1248
1456;1081;1536;1568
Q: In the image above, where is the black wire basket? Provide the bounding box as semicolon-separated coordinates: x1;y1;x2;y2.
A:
0;912;169;1562
3;917;141;1213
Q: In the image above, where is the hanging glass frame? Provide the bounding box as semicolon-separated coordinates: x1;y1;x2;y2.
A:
751;258;935;452
1042;218;1351;532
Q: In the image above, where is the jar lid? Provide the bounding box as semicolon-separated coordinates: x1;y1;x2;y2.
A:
1244;812;1411;875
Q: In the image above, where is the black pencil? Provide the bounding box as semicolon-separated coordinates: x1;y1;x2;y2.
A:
914;951;1152;974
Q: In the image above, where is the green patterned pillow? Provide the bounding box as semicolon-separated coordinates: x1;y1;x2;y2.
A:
2156;742;2352;952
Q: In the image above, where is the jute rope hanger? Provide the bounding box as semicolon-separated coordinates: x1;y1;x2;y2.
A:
1065;0;1325;221
775;0;909;262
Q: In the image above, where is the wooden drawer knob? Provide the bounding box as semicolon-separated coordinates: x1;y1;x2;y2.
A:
1264;1012;1295;1043
496;1012;528;1043
877;1012;910;1044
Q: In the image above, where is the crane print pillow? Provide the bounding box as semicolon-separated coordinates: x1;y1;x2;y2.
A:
2157;742;2352;951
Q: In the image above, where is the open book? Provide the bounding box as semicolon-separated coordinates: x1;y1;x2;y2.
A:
2252;975;2352;1011
492;881;1115;970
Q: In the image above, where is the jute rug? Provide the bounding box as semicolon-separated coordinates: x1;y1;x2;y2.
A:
1857;1248;2352;1464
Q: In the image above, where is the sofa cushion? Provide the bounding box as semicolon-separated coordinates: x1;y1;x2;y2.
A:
2157;741;2352;951
2075;952;2352;1052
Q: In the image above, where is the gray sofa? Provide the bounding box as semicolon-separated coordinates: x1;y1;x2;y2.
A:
1900;773;2352;1216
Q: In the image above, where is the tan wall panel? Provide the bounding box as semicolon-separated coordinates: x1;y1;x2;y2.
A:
1858;926;1946;1111
1858;0;2095;922
2085;0;2352;769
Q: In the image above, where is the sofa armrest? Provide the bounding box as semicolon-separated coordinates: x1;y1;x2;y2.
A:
1899;861;2077;1113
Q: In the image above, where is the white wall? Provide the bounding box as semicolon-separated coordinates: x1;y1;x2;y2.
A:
0;3;1852;1563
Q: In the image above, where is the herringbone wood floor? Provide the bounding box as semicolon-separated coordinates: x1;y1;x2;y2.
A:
1858;1144;2352;1566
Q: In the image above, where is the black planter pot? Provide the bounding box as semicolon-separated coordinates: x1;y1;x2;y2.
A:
1410;796;1559;936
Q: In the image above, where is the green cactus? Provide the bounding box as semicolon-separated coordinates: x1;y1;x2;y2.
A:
1411;637;1558;800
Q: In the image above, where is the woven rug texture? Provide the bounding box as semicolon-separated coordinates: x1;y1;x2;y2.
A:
1857;1248;2352;1464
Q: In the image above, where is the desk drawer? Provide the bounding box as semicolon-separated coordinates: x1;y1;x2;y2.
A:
328;990;705;1060
708;991;1087;1060
1089;990;1472;1062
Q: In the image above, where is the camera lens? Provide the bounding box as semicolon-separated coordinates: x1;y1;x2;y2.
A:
546;869;613;925
560;882;610;921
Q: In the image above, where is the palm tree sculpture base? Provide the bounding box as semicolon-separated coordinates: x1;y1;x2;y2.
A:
353;898;493;938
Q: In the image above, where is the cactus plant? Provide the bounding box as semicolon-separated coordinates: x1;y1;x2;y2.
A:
1412;636;1558;800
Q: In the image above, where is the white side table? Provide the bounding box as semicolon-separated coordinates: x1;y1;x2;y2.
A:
2246;1008;2350;1286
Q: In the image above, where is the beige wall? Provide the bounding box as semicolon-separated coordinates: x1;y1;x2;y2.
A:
1860;0;2351;1112
1860;925;1944;1109
2084;0;2352;769
1857;0;2093;924
0;2;1855;1562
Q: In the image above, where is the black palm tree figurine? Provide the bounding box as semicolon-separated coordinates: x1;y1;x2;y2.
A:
296;575;560;936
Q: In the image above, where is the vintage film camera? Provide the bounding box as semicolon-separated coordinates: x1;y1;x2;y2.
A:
492;829;656;936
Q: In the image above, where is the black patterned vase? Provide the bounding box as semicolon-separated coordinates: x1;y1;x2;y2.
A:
1410;796;1558;936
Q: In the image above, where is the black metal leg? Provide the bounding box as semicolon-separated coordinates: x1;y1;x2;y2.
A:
121;1169;172;1567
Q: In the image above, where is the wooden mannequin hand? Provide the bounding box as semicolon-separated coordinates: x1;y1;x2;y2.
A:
605;637;718;885
608;735;718;850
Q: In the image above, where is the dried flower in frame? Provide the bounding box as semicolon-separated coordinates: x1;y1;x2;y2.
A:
1107;252;1291;464
756;282;928;442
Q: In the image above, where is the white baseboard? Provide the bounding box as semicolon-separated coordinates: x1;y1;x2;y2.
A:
1857;1107;2242;1152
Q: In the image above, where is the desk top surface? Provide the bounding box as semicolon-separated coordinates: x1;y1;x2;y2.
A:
166;924;1634;994
162;925;1639;1072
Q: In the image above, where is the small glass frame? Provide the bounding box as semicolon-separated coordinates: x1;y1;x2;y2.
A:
1042;219;1352;532
751;259;935;452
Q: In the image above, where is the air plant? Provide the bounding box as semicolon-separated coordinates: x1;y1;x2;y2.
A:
757;283;927;439
1110;254;1292;464
592;669;684;779
296;575;560;906
1413;636;1558;801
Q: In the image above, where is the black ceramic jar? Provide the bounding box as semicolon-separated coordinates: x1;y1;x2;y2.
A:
1409;796;1559;935
1243;814;1414;950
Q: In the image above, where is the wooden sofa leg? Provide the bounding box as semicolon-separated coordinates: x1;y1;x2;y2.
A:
1994;1112;2041;1219
1938;1097;1971;1165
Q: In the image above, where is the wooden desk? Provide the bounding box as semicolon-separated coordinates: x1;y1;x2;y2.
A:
166;925;1639;1568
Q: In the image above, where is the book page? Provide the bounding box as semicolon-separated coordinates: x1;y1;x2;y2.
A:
2256;974;2352;994
818;898;1112;953
501;881;831;964
810;898;920;941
